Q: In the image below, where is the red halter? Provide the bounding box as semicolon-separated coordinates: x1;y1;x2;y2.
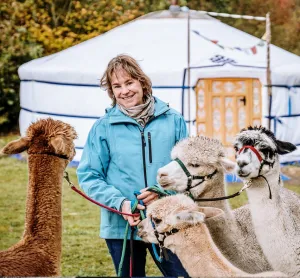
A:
238;145;263;162
238;145;273;200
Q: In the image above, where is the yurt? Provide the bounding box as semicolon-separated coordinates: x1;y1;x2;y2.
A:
18;8;300;163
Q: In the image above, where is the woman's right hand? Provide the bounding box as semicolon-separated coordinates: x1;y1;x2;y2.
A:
121;200;145;226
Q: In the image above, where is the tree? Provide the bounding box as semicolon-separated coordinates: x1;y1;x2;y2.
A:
0;0;147;132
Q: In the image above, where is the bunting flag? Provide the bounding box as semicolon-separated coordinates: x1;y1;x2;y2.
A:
192;30;265;55
251;46;257;54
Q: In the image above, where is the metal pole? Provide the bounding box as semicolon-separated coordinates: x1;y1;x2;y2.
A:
266;12;272;130
187;8;191;134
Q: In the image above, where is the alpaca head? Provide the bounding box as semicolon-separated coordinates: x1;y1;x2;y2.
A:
1;118;78;163
234;126;296;180
157;136;235;195
137;194;223;246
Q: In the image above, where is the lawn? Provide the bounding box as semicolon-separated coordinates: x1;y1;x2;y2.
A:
0;135;299;276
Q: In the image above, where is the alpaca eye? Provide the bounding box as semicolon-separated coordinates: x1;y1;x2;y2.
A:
153;217;162;224
188;163;200;167
234;146;239;152
259;144;271;151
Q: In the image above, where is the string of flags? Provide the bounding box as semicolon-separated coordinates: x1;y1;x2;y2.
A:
192;30;266;55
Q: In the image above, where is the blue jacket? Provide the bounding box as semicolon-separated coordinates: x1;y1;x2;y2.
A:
77;97;188;239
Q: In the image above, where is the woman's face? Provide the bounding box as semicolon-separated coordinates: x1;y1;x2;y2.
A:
111;69;144;108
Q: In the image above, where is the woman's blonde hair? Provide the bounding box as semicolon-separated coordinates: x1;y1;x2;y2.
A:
100;54;152;106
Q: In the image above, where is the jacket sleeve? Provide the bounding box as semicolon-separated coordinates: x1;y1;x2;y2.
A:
175;113;189;143
76;119;127;211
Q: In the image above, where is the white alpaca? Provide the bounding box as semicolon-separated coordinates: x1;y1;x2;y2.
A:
138;194;285;278
156;136;272;273
234;126;300;277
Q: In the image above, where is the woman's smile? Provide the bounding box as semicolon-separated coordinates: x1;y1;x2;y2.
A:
122;94;135;100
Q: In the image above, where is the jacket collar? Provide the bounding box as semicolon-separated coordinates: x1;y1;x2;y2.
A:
107;97;170;125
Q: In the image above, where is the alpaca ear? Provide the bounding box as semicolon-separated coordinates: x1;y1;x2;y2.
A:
50;136;66;154
198;207;223;219
275;140;297;155
219;157;235;173
169;210;205;225
1;137;29;154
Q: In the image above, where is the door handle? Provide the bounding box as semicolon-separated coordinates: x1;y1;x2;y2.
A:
239;96;246;106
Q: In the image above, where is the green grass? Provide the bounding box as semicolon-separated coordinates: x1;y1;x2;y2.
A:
0;135;299;276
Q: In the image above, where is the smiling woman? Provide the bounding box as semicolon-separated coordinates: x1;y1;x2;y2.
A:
110;70;144;108
76;54;189;277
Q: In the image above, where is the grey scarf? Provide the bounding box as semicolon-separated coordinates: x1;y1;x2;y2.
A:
117;94;155;127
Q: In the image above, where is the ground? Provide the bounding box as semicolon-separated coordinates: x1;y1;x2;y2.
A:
281;164;300;186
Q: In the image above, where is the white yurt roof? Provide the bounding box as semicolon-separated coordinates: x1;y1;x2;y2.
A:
18;9;300;163
19;9;300;86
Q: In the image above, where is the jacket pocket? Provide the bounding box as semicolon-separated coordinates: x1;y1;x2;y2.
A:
149;134;170;163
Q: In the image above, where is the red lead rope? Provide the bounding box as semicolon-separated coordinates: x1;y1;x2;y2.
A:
64;172;140;217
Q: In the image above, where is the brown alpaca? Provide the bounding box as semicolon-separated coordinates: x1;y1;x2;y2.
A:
0;118;77;277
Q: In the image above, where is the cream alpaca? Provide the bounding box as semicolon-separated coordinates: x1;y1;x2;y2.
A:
156;136;271;273
235;126;300;277
0;118;77;277
138;194;284;278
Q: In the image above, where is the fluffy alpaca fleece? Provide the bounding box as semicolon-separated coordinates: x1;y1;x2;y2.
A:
138;194;285;278
157;136;272;273
0;118;77;277
235;126;300;277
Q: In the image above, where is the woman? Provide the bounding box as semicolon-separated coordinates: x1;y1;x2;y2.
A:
77;54;188;277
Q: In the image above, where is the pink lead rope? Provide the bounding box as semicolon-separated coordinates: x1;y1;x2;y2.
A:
63;171;140;217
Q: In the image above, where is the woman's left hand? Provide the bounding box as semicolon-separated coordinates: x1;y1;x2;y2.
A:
137;188;159;206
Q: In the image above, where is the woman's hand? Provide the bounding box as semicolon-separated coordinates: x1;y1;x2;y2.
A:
121;200;144;226
137;188;159;206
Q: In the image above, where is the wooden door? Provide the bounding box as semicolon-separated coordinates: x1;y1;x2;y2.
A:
195;78;262;159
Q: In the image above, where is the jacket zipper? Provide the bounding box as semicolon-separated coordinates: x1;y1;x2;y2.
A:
148;132;152;163
138;111;168;188
141;131;148;188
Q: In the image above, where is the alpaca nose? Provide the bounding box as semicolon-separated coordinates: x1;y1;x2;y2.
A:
237;159;248;169
158;169;168;179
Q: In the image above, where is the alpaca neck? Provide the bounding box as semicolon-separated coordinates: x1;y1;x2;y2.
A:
23;154;65;249
194;172;231;214
246;163;281;204
166;225;244;277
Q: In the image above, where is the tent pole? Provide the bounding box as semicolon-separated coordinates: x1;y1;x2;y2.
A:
266;12;272;130
187;7;191;134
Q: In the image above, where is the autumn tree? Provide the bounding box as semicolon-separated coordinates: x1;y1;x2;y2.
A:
0;0;148;132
